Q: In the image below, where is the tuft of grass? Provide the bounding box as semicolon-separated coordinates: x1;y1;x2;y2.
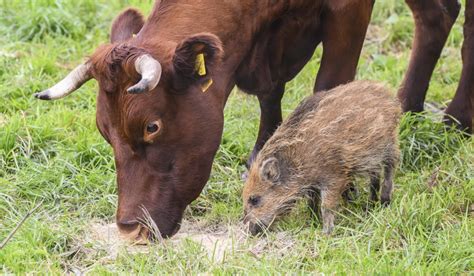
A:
399;112;468;171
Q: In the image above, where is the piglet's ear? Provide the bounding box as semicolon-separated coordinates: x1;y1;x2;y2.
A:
260;157;281;184
172;33;223;91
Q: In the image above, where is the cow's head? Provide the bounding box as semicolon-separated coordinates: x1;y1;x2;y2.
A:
35;9;224;239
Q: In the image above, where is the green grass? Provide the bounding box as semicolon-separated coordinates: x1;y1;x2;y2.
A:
0;0;473;274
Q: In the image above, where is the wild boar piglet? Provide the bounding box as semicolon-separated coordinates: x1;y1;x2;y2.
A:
242;81;401;235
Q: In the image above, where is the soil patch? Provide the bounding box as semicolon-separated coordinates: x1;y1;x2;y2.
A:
75;220;295;265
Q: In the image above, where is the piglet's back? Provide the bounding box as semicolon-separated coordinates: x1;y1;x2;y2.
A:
308;81;400;140
261;81;401;174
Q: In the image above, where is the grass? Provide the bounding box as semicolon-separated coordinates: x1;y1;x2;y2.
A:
0;0;473;274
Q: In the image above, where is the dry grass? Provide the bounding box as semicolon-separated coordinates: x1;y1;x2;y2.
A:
71;219;296;271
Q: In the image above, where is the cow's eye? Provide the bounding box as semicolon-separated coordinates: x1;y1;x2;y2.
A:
147;123;159;133
144;120;162;143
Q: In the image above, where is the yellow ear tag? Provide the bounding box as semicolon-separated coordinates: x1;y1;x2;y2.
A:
195;53;207;76
201;78;213;93
132;33;137;38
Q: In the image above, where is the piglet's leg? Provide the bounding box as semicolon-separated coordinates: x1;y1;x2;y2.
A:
320;189;341;235
308;188;321;220
381;161;396;206
369;175;381;202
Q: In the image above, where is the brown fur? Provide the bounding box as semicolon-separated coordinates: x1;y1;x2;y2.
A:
242;81;401;235
325;0;363;11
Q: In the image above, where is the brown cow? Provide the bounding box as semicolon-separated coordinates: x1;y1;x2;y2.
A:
399;0;474;133
34;0;373;239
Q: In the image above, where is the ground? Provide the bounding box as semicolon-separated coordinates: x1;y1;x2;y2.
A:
0;0;473;274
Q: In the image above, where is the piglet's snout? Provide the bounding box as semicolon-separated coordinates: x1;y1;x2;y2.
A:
247;221;265;236
243;213;266;236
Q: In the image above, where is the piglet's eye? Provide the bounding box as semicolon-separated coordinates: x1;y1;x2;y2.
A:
249;195;261;206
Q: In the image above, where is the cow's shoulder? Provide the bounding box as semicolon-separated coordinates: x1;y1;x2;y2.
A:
325;0;363;11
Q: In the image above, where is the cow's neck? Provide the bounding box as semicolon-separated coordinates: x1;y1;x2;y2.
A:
140;0;318;61
135;0;320;103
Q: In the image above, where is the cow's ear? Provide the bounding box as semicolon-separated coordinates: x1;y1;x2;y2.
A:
172;33;223;91
110;8;145;43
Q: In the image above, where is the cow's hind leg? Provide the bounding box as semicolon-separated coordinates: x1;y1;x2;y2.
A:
445;2;474;134
398;0;461;113
246;83;285;170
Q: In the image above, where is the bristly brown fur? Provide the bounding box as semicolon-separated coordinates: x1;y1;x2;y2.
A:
243;81;402;234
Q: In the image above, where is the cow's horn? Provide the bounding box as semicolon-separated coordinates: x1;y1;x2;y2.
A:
127;54;162;94
34;63;92;100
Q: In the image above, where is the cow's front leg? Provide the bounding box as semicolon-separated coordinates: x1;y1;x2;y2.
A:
246;83;285;170
314;0;373;92
445;2;474;134
398;0;461;112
